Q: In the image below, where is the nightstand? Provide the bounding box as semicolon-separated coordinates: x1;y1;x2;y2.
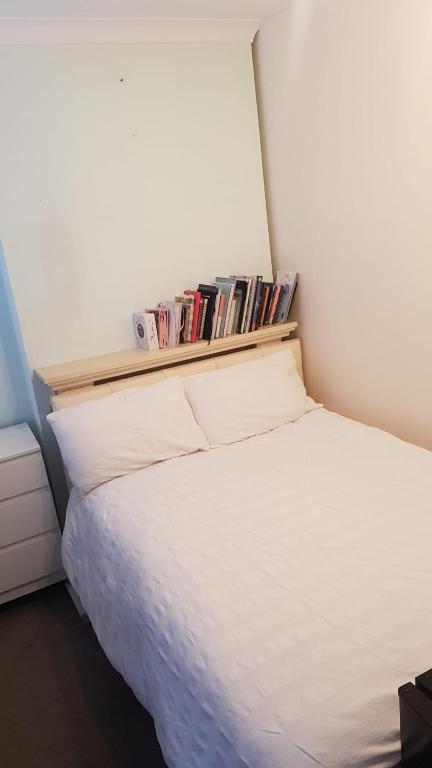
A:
0;423;64;604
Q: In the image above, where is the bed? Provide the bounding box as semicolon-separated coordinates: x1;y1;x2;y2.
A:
37;329;432;768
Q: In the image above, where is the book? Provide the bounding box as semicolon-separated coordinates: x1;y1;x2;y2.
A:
173;300;184;346
250;276;263;331
230;276;252;333
244;276;257;332
145;308;169;348
274;284;289;323
268;284;281;324
157;307;168;348
216;293;225;338
232;280;248;333
226;297;236;335
133;312;159;351
230;275;263;332
184;290;201;343
215;278;236;338
231;288;243;334
197;297;204;340
264;284;277;324
198;297;208;340
211;290;221;340
285;280;298;321
259;282;273;325
175;294;194;344
276;271;298;322
158;302;178;347
256;285;267;327
197;284;218;341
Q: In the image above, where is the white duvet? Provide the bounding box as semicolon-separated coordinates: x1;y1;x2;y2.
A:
62;409;432;768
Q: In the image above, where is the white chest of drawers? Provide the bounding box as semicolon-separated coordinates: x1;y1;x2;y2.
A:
0;423;64;604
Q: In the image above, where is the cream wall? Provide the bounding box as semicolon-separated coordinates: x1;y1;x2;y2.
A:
0;42;271;369
254;0;432;450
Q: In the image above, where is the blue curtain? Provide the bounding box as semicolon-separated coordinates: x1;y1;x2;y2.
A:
0;241;40;433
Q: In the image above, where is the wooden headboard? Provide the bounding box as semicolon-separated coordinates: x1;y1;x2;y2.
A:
36;322;301;411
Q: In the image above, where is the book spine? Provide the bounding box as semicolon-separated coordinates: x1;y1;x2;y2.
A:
216;294;225;338
184;290;201;343
233;296;241;333
218;288;229;338
268;285;281;324
197;298;204;341
284;276;298;322
273;285;286;324
199;297;208;340
222;285;235;338
240;280;251;332
144;313;159;350
251;277;262;331
158;308;168;348
264;285;275;325
173;300;183;346
257;286;266;327
211;292;220;341
183;297;194;343
226;298;236;335
275;285;289;324
244;277;257;333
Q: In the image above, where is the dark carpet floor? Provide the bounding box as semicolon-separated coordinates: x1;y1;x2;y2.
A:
0;582;167;768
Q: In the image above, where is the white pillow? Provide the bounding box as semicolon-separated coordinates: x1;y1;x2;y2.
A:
47;377;208;495
182;349;318;447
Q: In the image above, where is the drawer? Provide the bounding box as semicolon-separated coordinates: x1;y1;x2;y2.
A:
0;487;58;548
0;530;62;594
0;452;48;502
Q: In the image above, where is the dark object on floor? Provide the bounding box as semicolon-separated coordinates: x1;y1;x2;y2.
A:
0;582;167;768
399;670;432;767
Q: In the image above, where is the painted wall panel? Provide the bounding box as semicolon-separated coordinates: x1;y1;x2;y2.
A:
254;0;432;450
0;43;271;370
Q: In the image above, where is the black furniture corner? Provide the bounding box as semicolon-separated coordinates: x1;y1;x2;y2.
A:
399;669;432;766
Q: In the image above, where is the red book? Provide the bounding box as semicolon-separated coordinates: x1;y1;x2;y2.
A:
184;290;201;343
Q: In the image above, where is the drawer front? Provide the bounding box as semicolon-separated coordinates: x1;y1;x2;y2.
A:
0;452;48;501
0;530;62;594
0;488;58;548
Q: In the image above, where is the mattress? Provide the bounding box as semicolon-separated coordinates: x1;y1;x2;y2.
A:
62;408;432;768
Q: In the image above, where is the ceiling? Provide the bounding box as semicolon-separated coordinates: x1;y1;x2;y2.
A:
0;0;291;21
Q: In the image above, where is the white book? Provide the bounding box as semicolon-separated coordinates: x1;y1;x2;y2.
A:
211;291;221;341
134;312;159;350
226;298;236;335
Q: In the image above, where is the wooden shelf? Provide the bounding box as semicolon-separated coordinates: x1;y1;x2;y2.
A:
36;321;298;394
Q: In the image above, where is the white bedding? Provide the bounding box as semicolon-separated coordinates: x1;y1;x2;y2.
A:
62;408;432;768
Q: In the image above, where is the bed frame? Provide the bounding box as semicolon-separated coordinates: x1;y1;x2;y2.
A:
35;320;431;767
35;322;302;411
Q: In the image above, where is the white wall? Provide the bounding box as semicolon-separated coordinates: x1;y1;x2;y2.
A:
254;0;432;450
0;42;271;368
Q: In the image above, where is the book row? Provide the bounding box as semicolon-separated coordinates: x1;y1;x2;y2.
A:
134;271;297;351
